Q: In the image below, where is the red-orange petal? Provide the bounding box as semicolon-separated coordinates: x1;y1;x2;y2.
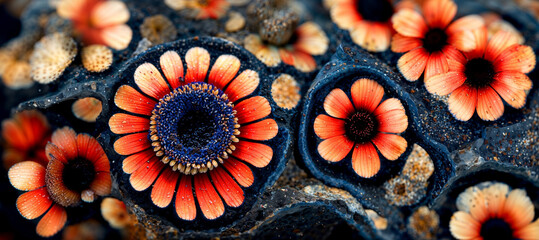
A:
485;31;520;62
210;167;244;207
351;78;384;113
8;161;46;191
1;119;28;150
185;47;211;83
442;45;466;72
391;9;428;38
175;175;196;221
323;88;354;119
238;119;278;141
232;141;273;168
90;172;112;196
424;51;449;81
122;149;155;174
494;45;536;74
279;49;295;67
424;71;466;96
15;111;49;149
134;63;170;100
448;85;478;121
446;16;485;52
391;34;422;53
490;76;527;109
234;96;271;125
351;143;380;178
313;114;346;140
151;168;178;208
397;47;429;81
225;70;260;102
114;85;157;116
330;0;361;30
51;127;78;160
208;55;241;89
45;143;67;164
291;50;317;72
222;157;254;187
16;188;52;220
109;113;150;134
317;135;354;162
372;133;407;160
494;71;532;91
36;204;67;237
476;87;504;121
373;98;408;133
93;154;110;173
194;174;225;220
113;132;151;156
129;159;164;191
76;133;105;163
160;51;184;89
423;0;456;29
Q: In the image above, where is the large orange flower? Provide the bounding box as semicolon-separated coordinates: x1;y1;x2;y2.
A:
109;47;278;220
425;29;536;121
391;0;484;81
8;127;111;237
313;78;408;178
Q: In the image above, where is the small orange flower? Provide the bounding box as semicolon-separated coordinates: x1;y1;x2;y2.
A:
425;29;536;121
1;110;50;169
165;0;229;20
7;127;111;237
450;182;539;239
56;0;132;50
391;0;484;81
313;78;408;178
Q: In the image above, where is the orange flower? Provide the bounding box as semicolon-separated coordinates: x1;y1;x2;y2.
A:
1;110;50;169
391;0;484;81
7;127;111;237
165;0;229;20
109;47;278;220
57;0;132;50
450;182;539;239
425;29;535;121
244;22;329;72
313;78;408;178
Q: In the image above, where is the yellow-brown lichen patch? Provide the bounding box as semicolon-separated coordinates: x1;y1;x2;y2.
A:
407;206;439;239
271;74;301;109
365;209;388;230
2;61;33;89
0;33;41;89
402;144;434;182
225;11;246;33
30;33;77;84
81;45;113;73
72;97;103;122
140;14;177;45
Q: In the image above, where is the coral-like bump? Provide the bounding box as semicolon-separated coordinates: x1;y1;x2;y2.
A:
81;45;113;73
271;74;301;109
29;33;77;84
72;97;103;122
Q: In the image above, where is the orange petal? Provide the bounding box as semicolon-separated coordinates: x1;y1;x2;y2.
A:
449;211;481;239
514;219;539;240
90;172;112;196
36;204;67;237
185;47;210;83
113;133;151;156
442;45;467;72
423;0;456;28
232;141;273;168
91;1;130;28
476;87;504;121
424;71;466;96
93;154;110;173
208;55;241;89
330;0;361;30
109;113;150;134
391;34;422;53
397;47;429;81
351;143;380;178
351;78;384;113
160;51;184;89
494;71;532;91
175;175;196;221
225;70;260;102
129;159;164;191
238;119;278;141
485;31;520;61
114;85;157;116
8;161;46;191
101;24;133;50
448;85;478;121
372;133;407;160
134;63;170;100
16;188;52;220
279;49;294;67
194;174;225;220
76;133;105;163
313;114;346;140
323;88;354;119
294;22;329;55
490;77;527;109
375;109;408;134
223;157;254;188
122;149;155;174
151;168;178;208
72;97;102;122
210;167;244;207
351;22;390;52
317;135;354;162
494;45;536;74
502;189;535;230
17;110;49;148
234;96;271;124
391;9;428;38
1;119;29;150
424;51;449;81
288;50;317;72
2;148;25;169
481;183;509;218
51;127;78;160
446;16;485;52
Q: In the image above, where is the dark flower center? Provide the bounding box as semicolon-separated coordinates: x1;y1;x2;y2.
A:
150;82;239;175
345;109;379;143
356;0;394;22
464;58;496;89
423;28;448;53
480;218;514;240
63;158;95;192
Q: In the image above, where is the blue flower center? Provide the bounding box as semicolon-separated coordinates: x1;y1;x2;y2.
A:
150;82;240;175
